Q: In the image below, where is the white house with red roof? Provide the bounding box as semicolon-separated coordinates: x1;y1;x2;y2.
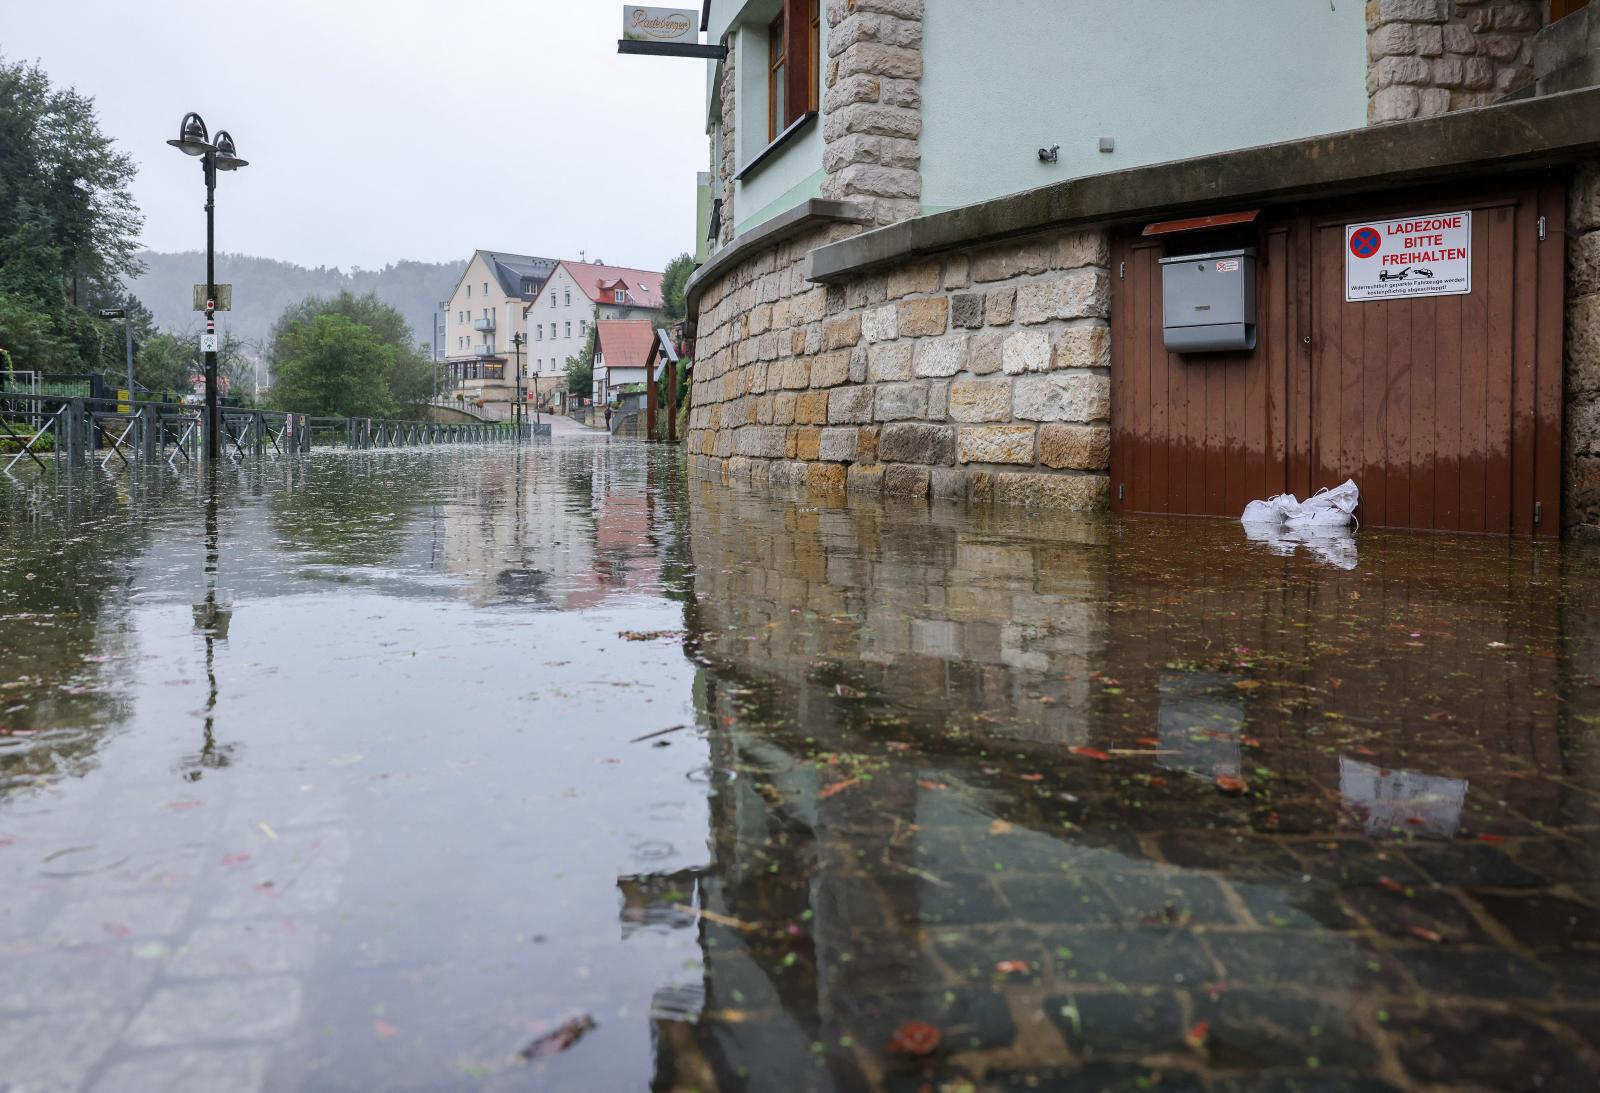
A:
524;260;664;405
592;319;660;406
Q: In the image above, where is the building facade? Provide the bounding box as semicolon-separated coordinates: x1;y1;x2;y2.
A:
441;250;557;418
683;0;1600;537
525;260;667;405
593;319;658;405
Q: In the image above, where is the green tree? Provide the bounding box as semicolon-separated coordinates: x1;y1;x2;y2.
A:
134;331;195;397
269;314;398;418
0;54;141;373
267;291;430;411
660;252;694;323
565;309;597;397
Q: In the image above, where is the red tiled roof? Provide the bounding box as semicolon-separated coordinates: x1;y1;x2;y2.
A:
595;320;657;368
557;260;665;309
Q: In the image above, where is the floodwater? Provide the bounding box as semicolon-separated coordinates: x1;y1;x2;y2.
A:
2;438;1599;1093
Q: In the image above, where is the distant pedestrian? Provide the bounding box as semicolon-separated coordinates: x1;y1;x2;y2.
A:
604;403;613;432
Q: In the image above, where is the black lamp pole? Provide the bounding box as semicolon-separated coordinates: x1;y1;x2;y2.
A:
168;113;248;461
512;332;525;437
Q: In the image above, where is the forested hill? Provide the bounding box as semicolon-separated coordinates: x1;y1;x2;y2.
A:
126;251;463;347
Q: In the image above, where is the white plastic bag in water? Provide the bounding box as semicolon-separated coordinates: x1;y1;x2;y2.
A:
1284;480;1360;529
1241;480;1359;529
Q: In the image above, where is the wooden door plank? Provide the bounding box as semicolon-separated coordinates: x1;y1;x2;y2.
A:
1534;179;1566;537
1289;218;1313;499
1361;293;1387;524
1511;192;1539;536
1457;211;1491;533
1483;204;1517;535
1410;289;1438;530
1434;291;1463;532
1384;296;1413;530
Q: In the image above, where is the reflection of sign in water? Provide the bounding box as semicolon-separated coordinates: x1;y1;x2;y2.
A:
1158;672;1244;781
1339;757;1466;838
1346;212;1471;302
623;6;697;42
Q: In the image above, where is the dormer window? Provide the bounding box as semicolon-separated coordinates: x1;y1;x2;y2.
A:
614;289;627;304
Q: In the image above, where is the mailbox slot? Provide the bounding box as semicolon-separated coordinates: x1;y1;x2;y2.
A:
1158;248;1257;353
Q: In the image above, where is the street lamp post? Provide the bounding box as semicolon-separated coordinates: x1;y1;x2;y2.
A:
511;332;525;439
168;112;248;461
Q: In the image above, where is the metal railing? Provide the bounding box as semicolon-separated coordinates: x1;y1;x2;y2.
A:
0;391;541;474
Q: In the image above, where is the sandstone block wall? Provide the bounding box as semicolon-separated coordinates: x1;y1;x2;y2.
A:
1366;0;1546;122
820;0;924;226
687;227;1113;510
1567;158;1600;533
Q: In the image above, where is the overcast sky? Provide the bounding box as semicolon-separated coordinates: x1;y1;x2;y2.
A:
6;0;708;272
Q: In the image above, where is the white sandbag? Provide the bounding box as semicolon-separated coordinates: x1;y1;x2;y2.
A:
1284;479;1359;529
1241;493;1300;524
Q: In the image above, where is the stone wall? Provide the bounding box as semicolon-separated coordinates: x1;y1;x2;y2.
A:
819;0;924;226
1567;158;1600;534
715;41;738;249
687;227;1113;510
1366;0;1545;122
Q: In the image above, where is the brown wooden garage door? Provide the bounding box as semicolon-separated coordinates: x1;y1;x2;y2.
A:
1109;179;1566;536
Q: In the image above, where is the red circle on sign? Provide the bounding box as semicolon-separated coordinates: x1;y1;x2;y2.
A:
1349;227;1382;259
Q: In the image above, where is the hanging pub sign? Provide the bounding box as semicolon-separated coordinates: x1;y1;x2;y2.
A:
623;6;696;43
1345;211;1471;302
617;6;725;58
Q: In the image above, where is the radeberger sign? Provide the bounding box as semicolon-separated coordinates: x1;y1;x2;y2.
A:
623;6;697;44
1345;211;1472;302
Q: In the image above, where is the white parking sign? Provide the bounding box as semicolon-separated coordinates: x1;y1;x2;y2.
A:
1345;211;1471;302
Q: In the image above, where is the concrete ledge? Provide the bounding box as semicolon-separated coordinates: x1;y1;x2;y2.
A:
686;198;872;321
809;87;1600;283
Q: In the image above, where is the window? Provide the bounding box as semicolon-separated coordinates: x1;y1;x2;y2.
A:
768;0;817;140
466;285;471;297
768;10;786;141
580;320;588;336
564;290;571;306
483;282;488;295
483;307;489;319
551;294;556;309
614;288;627;304
565;322;572;338
536;325;543;340
550;323;557;338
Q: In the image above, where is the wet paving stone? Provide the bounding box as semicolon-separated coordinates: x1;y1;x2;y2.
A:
1386;1008;1600;1091
2;443;1599;1089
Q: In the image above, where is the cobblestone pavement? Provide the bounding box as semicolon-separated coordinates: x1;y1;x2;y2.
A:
1;441;1598;1091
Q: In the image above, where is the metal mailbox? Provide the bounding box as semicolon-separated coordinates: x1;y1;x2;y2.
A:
1158;248;1257;353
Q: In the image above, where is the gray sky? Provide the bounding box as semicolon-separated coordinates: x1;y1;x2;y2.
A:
6;0;708;272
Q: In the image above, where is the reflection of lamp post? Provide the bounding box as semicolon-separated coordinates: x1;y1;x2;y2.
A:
184;476;237;780
167;112;248;461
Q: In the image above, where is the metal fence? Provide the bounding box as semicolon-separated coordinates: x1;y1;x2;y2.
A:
0;391;547;474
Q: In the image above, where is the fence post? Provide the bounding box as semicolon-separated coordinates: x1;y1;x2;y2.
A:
254;411;265;457
65;398;84;466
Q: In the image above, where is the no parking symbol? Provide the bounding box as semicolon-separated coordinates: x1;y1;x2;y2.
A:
1346;211;1472;302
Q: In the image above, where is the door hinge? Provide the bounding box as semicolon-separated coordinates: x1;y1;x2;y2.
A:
1534;500;1543;525
1119;261;1126;280
1537;216;1547;242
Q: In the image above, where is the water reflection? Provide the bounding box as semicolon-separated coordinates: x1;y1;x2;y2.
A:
0;445;1597;1091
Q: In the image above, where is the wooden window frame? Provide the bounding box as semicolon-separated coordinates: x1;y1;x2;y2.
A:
1550;0;1589;21
768;0;817;141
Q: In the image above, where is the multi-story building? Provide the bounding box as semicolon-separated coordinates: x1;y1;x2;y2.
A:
678;0;1600;539
524;260;666;406
442;250;557;418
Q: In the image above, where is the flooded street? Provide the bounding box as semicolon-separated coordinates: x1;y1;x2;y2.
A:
3;437;1600;1092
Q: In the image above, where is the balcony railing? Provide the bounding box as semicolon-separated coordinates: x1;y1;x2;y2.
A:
473;315;496;333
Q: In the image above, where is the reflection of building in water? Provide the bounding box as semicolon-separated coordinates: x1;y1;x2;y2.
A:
434;447;665;609
1339;757;1467;838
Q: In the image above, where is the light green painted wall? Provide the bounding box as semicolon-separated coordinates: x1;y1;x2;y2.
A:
921;0;1369;213
706;0;827;240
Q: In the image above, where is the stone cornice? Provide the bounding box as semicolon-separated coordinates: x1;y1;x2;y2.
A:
808;86;1600;284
